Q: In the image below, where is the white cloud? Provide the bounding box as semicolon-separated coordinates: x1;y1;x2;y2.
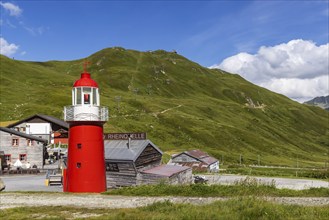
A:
0;2;22;17
24;26;46;36
210;39;329;102
0;37;19;56
260;75;329;102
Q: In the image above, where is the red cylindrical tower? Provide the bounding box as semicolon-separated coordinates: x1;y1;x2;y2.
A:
63;65;108;193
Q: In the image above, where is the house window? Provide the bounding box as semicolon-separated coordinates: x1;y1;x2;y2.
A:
27;139;33;146
20;154;27;161
12;138;19;146
20;127;26;132
14;127;19;131
106;162;119;172
5;154;11;163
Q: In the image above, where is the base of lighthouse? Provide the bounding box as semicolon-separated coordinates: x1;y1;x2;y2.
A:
63;123;107;193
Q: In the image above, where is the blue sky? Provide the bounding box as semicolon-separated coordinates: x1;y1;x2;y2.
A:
1;1;328;101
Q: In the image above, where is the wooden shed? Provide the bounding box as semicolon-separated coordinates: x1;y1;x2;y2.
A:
170;149;219;172
139;164;193;185
104;139;163;187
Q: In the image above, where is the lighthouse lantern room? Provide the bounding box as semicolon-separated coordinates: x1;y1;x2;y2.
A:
63;62;108;193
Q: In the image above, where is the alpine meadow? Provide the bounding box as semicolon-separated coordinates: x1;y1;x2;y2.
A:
1;47;328;167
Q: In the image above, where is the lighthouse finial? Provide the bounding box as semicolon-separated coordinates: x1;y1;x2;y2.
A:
83;60;91;73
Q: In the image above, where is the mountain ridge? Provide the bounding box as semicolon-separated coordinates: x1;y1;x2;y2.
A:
1;48;328;167
304;95;329;111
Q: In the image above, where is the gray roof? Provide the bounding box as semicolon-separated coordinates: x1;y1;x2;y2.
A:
104;139;163;161
141;164;191;177
172;149;218;166
7;114;69;129
0;126;48;144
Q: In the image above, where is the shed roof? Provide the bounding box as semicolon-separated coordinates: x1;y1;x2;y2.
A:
104;139;163;162
141;164;191;177
173;149;218;166
0;126;48;144
7;114;69;129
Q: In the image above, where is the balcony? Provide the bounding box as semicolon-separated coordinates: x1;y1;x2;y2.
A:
64;106;109;122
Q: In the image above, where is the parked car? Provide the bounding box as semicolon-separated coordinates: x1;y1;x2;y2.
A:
194;175;208;184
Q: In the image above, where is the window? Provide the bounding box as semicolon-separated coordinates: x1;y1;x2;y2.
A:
27;139;33;146
77;143;82;149
93;88;98;105
20;154;27;161
5;154;11;163
106;163;119;172
83;87;91;105
76;88;82;105
20;127;26;132
77;162;81;168
12;138;19;146
14;127;19;131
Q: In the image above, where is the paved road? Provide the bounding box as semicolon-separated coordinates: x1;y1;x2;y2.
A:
205;174;329;190
1;174;62;192
1;174;328;192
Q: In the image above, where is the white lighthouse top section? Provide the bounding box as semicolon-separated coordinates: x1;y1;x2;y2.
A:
64;69;108;122
72;87;100;106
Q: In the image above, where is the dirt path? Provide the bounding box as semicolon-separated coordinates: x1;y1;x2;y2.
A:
1;193;328;210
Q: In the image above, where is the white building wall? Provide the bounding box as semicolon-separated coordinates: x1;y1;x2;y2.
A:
26;123;51;135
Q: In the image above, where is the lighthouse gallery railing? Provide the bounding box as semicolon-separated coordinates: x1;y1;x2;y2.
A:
64;106;109;122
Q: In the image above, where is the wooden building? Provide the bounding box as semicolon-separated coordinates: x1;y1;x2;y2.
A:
0;126;48;168
7;114;69;145
170;149;219;172
104;139;163;187
104;139;193;187
140;164;192;185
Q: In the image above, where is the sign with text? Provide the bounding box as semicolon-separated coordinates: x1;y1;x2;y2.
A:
103;132;147;140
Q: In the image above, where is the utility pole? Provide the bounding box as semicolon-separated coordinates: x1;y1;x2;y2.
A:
115;96;121;112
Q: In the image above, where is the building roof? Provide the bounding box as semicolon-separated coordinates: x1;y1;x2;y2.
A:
173;149;218;166
0;126;48;144
141;164;191;177
7;114;69;129
104;139;163;162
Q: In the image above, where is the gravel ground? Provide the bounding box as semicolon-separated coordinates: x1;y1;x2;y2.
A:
0;193;227;209
0;193;329;209
0;193;328;210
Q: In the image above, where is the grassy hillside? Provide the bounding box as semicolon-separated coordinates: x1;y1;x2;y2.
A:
1;48;328;167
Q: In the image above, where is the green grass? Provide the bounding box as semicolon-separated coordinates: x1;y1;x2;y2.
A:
104;179;329;197
1;48;328;167
1;198;329;220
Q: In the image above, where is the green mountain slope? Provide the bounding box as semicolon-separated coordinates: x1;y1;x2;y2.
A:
1;48;328;167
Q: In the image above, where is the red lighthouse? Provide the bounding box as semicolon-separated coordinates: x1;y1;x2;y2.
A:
63;63;108;193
